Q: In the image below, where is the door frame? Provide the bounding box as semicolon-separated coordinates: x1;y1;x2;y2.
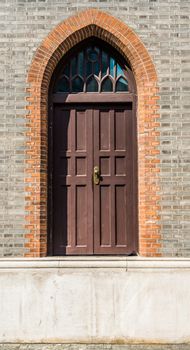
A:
48;93;138;256
26;9;160;258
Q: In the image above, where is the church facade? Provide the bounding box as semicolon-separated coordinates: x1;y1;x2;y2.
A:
0;1;190;349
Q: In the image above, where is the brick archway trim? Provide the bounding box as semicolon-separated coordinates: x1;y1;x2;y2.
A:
26;9;160;257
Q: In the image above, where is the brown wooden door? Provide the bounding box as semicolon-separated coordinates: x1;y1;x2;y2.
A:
93;107;135;254
53;106;93;255
51;103;137;255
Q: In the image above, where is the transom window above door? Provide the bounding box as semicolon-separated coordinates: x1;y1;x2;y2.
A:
53;43;131;94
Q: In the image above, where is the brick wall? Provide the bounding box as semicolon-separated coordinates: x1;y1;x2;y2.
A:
0;0;189;257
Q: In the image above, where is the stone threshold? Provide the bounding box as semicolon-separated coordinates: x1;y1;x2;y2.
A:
0;257;190;269
0;344;189;350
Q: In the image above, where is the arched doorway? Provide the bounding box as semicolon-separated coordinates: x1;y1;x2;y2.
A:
48;38;138;255
26;9;160;257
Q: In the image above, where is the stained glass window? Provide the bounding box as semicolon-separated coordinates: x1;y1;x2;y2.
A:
72;77;83;93
101;77;113;92
116;77;128;92
86;77;98;92
54;44;129;93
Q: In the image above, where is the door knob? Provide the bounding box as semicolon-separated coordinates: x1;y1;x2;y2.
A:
93;166;100;185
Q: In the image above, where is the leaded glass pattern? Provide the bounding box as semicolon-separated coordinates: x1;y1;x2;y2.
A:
54;45;129;93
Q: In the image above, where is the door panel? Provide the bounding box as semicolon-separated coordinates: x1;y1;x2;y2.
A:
100;185;111;246
93;107;134;254
52;104;136;255
53;106;93;255
115;185;127;246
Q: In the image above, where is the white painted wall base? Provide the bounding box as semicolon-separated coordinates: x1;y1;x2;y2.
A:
0;257;190;344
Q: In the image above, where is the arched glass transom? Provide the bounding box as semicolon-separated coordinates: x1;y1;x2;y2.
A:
54;44;129;93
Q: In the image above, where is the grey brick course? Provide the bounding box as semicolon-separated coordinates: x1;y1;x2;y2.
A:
0;0;190;256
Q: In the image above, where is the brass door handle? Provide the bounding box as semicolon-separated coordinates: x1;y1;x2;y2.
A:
93;166;100;185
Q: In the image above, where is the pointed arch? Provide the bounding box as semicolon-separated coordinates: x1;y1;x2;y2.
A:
25;9;160;257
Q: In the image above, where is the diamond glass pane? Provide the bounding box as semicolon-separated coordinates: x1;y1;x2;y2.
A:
94;61;100;77
63;64;70;78
72;77;84;92
116;77;128;92
94;46;100;55
101;77;113;92
116;63;124;77
78;52;84;76
55;77;69;93
102;51;108;77
88;49;98;62
86;77;98;92
110;57;115;78
86;61;92;78
71;57;77;76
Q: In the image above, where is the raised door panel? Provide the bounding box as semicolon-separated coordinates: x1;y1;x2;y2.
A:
53;106;93;255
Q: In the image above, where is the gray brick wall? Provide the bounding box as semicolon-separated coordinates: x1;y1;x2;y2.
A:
0;0;190;256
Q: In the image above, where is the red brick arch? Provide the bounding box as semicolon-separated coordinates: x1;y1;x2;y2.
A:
26;8;160;257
